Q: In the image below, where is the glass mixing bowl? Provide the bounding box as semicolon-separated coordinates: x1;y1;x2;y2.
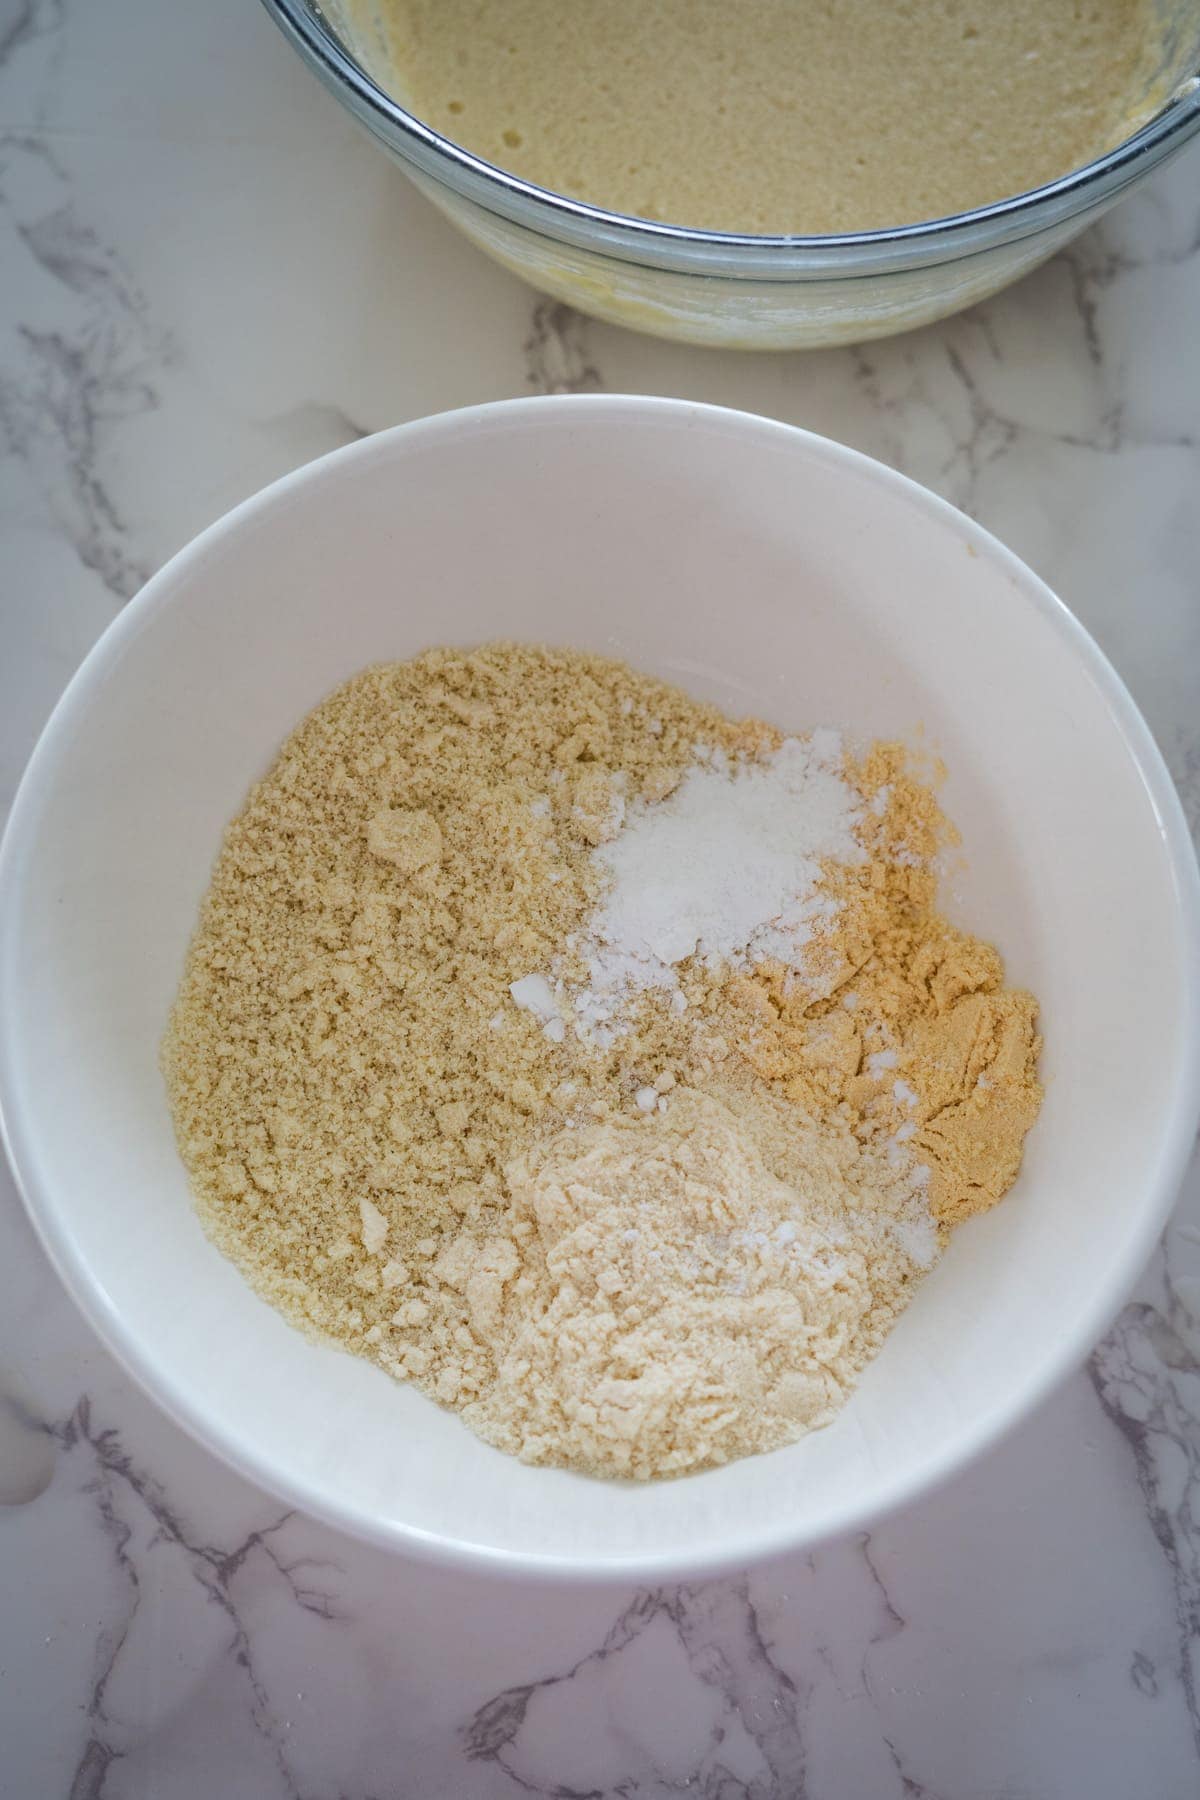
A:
262;0;1200;349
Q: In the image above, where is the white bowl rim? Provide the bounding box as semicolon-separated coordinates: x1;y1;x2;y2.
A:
2;394;1198;1583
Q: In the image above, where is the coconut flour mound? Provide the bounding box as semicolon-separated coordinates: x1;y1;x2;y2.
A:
164;643;1043;1480
449;1087;933;1478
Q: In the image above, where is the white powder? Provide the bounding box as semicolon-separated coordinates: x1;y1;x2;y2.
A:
568;735;862;1037
509;973;566;1043
892;1212;939;1269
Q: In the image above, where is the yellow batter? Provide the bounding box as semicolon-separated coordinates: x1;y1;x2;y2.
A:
370;0;1165;232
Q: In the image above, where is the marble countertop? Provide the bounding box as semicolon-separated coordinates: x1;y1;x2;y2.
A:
3;3;1200;1795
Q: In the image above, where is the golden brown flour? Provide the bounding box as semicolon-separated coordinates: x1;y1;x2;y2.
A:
725;744;1043;1225
164;645;1042;1480
370;0;1164;232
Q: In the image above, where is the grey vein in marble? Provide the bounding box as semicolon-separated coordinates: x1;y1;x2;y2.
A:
1089;1236;1200;1761
851;1538;947;1800
524;301;603;397
465;1581;810;1798
0;0;63;81
0;133;170;600
36;1398;343;1800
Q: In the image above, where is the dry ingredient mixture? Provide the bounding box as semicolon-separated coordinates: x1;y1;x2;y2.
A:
164;645;1042;1480
360;0;1166;233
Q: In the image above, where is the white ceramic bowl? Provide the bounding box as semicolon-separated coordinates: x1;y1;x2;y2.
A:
2;397;1198;1581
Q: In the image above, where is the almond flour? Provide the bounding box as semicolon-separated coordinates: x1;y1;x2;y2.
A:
163;643;1042;1479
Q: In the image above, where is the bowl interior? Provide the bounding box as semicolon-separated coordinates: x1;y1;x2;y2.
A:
2;397;1196;1576
286;0;1200;255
